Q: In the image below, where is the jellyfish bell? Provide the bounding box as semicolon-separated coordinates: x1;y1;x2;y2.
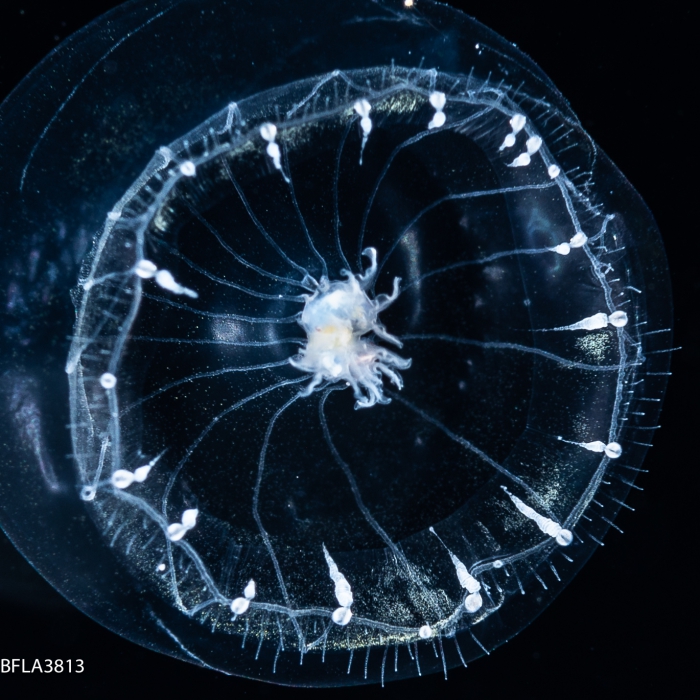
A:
0;0;672;687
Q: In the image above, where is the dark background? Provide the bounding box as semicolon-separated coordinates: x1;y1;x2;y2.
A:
0;1;694;697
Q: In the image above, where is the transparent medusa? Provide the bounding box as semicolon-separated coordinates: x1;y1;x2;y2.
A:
0;0;672;687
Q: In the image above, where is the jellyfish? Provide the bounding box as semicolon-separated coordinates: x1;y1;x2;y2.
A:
0;0;672;687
